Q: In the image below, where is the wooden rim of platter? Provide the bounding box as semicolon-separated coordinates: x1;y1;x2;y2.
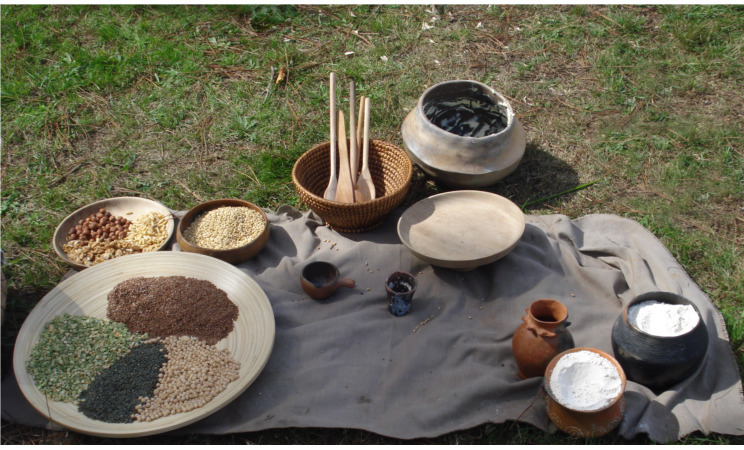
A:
13;251;275;438
397;190;526;271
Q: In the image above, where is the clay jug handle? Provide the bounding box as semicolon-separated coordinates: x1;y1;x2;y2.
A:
523;312;563;338
522;310;553;338
530;327;556;338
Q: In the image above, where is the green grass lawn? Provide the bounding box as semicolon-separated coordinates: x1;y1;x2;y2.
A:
1;4;742;444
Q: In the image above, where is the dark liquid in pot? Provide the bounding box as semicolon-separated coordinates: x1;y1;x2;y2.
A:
423;89;508;137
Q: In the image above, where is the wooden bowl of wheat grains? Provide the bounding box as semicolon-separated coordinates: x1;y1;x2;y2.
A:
176;199;270;265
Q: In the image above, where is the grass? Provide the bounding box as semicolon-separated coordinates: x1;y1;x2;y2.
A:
2;4;743;445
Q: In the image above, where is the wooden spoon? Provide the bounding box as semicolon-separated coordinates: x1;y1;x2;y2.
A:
348;80;359;186
356;95;365;155
323;72;338;201
333;110;356;204
354;97;375;202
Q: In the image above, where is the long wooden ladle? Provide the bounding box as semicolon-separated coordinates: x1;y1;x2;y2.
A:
333;110;356;203
354;97;375;202
348;80;359;186
323;72;338;201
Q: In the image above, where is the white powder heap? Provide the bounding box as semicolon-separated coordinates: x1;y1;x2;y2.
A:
549;350;623;411
628;300;699;337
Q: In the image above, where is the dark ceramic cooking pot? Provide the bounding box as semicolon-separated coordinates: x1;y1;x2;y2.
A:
611;291;708;392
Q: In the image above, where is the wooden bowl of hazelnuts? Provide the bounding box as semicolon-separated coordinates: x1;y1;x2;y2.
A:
53;197;175;271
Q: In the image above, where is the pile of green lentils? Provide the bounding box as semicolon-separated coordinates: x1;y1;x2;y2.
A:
25;276;241;424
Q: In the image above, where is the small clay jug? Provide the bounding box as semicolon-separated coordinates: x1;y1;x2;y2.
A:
301;261;356;300
512;299;575;379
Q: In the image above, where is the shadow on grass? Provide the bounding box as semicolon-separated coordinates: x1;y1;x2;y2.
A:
403;142;583;213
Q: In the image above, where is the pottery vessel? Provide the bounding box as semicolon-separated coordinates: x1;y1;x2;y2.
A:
512;299;575;379
301;261;356;300
401;80;526;188
544;348;627;438
385;272;417;316
611;291;708;392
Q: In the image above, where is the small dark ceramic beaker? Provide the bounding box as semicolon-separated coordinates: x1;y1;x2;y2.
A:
301;261;355;300
385;272;417;316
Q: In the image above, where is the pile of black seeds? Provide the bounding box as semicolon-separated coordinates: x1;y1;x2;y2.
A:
107;275;239;345
77;340;168;423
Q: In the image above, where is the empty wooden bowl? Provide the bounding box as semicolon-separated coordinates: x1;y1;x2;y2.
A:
397;190;525;270
53;197;175;271
176;199;270;265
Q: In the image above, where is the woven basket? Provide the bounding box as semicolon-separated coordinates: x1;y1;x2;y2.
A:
292;140;413;233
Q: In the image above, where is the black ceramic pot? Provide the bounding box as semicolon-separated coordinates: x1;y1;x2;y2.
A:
611;291;708;392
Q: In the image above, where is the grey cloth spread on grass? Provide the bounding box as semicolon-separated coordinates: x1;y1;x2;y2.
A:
3;206;743;442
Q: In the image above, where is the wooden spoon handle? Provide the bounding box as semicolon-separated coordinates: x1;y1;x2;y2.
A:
323;72;338;200
329;72;337;178
349;80;358;185
362;96;371;170
356;95;365;151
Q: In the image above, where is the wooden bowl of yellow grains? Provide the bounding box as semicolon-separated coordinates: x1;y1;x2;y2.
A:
176;199;270;264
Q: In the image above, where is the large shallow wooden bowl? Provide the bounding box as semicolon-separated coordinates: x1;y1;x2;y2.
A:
53;197;175;271
176;199;270;265
397;191;525;271
13;251;275;438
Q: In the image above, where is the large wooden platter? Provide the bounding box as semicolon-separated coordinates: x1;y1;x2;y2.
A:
13;251;275;438
397;190;525;270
